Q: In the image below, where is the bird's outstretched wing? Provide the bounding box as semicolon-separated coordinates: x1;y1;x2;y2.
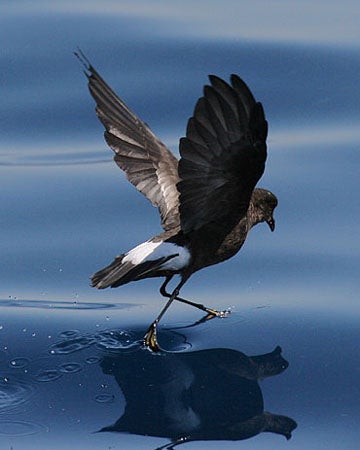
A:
79;53;180;233
178;74;268;233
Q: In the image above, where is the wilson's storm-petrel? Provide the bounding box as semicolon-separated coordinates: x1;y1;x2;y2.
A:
78;53;278;351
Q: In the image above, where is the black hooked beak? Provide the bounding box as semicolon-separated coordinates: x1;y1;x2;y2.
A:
267;216;275;232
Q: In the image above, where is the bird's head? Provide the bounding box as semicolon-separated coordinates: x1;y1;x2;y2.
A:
250;188;278;231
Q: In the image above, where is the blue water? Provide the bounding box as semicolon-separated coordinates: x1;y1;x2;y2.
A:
1;2;359;449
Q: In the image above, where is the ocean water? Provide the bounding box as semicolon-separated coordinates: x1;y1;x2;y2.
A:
1;2;359;449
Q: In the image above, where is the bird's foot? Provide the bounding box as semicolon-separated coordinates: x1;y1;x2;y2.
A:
143;323;161;352
203;308;231;321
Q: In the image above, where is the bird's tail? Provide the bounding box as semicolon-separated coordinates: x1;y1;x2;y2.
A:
91;254;177;289
91;255;125;289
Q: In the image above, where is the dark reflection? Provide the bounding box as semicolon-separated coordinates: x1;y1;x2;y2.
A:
99;345;296;448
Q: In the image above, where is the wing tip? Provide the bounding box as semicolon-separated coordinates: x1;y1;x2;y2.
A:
74;47;94;79
208;73;250;92
208;74;226;85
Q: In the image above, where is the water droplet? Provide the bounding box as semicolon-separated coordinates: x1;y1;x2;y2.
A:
8;358;30;369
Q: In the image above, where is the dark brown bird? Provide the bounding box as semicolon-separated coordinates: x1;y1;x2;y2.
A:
77;52;278;351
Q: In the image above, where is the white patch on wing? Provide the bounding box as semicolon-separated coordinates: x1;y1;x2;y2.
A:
122;241;191;270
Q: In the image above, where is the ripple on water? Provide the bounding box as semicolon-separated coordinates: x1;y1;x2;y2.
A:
95;329;137;351
0;420;46;436
0;376;35;413
59;330;81;339
33;369;63;382
94;393;115;404
85;356;101;365
50;335;96;355
0;299;119;310
59;362;83;374
8;357;30;369
50;329;138;356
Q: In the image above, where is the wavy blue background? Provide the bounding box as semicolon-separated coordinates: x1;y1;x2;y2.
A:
0;1;359;449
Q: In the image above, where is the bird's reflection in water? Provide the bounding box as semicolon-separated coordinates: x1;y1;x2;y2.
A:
99;344;296;448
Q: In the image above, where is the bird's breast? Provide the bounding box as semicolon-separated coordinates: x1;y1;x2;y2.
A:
188;219;249;272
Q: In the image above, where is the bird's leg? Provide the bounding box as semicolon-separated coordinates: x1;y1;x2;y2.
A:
143;277;188;352
155;436;190;450
159;276;229;320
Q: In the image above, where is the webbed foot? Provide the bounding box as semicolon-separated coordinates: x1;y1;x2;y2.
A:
182;308;231;328
203;308;231;321
143;323;161;352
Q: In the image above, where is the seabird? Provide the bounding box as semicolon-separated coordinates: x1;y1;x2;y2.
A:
77;52;278;351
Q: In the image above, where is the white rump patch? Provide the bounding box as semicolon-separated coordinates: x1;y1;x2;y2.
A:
122;241;191;271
